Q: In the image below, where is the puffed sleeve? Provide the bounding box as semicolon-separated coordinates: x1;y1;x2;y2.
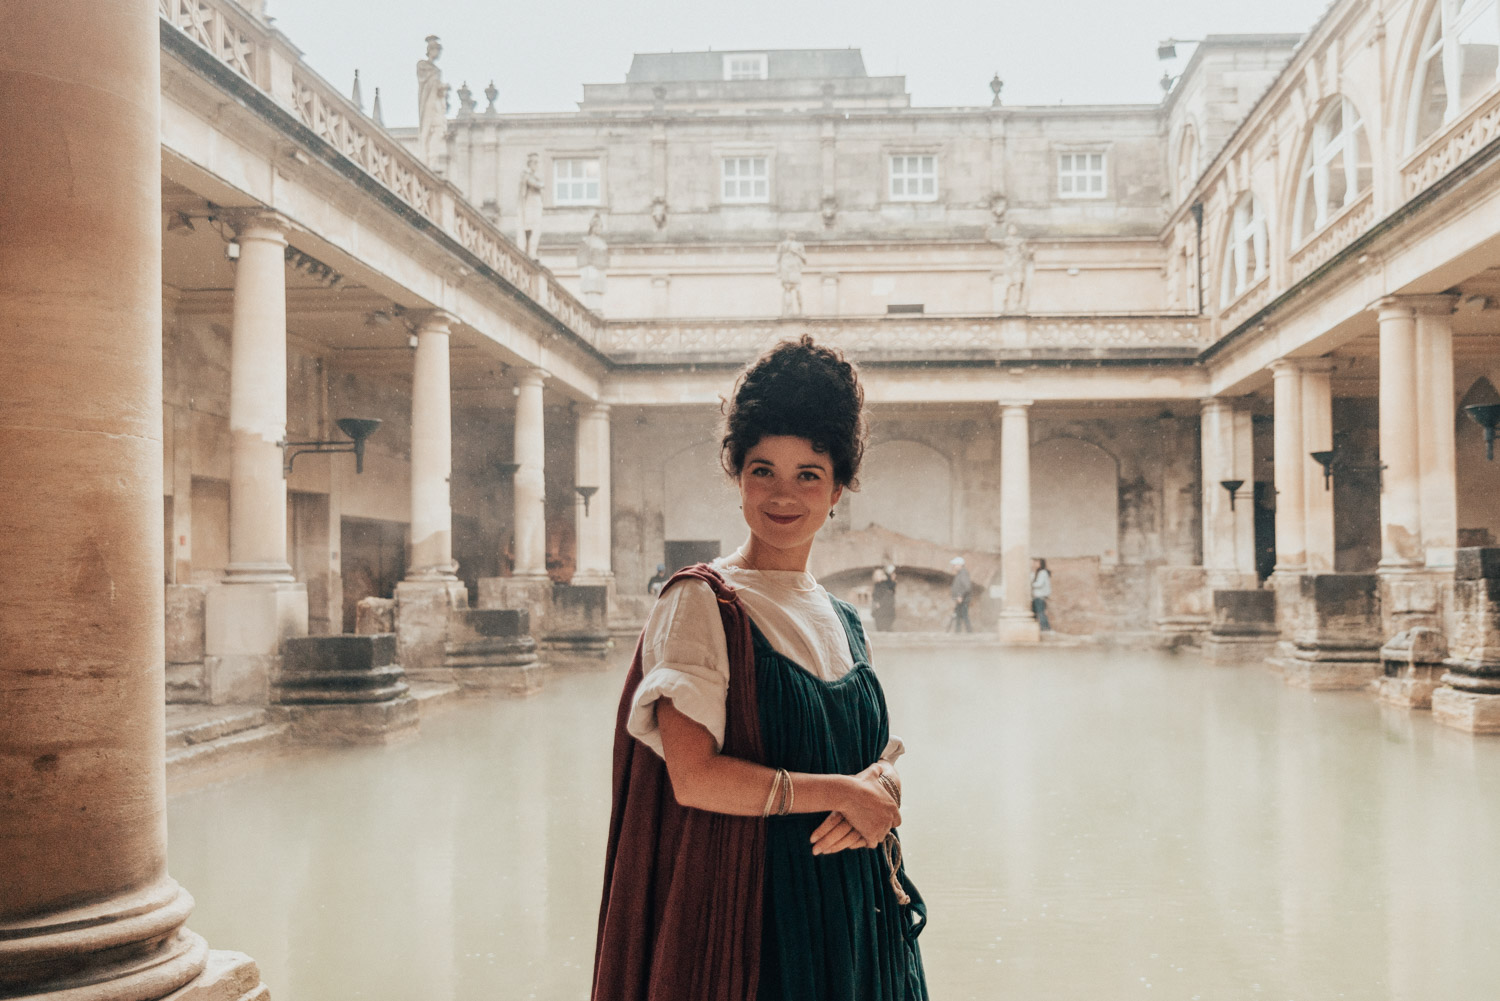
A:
626;579;731;759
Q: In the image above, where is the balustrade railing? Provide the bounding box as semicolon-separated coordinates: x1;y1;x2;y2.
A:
1402;86;1500;200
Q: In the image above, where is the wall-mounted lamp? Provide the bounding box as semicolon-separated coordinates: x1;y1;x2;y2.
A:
1464;403;1500;460
1219;479;1244;511
1310;447;1384;491
493;461;521;480
575;485;599;516
280;417;381;476
1157;38;1201;60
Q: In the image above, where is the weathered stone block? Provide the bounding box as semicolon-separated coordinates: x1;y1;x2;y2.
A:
204;580;308;705
165;584;206;664
394;578;468;676
1201;588;1278;666
1375;627;1449;709
445;608;544;695
356;596;395;635
1151;566;1211;644
1431;686;1500;734
278;697;419;745
1455;546;1500;581
1277;573;1382;689
544;583;613;668
276;634;408;704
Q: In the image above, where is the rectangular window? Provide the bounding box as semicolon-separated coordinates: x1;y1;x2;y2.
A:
553;159;600;205
723;53;768;80
1058;151;1107;198
722;157;769;203
889;154;938;201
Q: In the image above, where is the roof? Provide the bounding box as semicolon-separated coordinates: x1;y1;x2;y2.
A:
625;49;869;83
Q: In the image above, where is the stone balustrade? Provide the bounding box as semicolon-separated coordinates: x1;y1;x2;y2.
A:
601;314;1210;363
1402;85;1500;199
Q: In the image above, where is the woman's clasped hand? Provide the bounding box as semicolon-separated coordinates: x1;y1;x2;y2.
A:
810;763;902;855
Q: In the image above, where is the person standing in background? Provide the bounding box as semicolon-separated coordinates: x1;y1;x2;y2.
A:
1031;558;1052;633
948;557;972;633
647;563;670;597
871;563;897;632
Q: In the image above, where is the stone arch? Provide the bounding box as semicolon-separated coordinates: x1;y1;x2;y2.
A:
846;439;953;545
1032;436;1120;560
662;439;745;562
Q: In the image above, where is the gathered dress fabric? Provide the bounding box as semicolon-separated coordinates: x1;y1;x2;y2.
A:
592;564;928;1001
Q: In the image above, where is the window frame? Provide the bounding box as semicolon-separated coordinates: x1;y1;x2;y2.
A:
887;153;940;202
722;53;769;81
1057;149;1109;200
1220;193;1269;305
1406;0;1500;152
720;155;771;204
1294;97;1372;243
551;157;602;207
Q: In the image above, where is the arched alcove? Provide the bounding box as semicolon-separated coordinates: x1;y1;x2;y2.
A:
1032;437;1119;559
846;439;952;545
1458;376;1500;547
662;440;746;563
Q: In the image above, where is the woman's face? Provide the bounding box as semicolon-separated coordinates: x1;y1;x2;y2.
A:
737;435;843;554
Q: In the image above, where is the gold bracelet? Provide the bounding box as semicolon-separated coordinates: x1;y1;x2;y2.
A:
777;769;794;816
875;770;901;807
762;768;784;818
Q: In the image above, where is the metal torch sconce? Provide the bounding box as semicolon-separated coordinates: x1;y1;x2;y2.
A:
575;485;599;515
1219;480;1245;512
1310;446;1385;491
1464;403;1500;459
281;418;382;476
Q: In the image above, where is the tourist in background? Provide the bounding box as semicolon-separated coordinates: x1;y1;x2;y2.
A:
871;562;897;632
594;336;926;1001
647;562;669;597
1031;557;1052;633
948;556;972;633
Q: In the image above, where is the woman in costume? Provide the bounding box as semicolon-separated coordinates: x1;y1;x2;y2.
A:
593;336;927;1001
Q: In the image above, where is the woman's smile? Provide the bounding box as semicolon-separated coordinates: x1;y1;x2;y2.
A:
764;511;802;525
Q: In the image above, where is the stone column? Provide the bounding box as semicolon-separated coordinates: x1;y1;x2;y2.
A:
1200;398;1256;587
1300;358;1336;572
395;311;467;677
0;1;263;996
512;368;549;578
574;403;613;584
1376;298;1424;569
1415;295;1459;569
1270;360;1307;573
204;211;308;704
998;402;1040;642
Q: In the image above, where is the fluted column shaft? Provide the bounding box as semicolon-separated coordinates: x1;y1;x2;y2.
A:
408;312;456;580
1377;300;1424;568
998;402;1040;642
1270;361;1307;573
513;368;548;577
0;2;214;995
574;404;613;581
226;213;293;581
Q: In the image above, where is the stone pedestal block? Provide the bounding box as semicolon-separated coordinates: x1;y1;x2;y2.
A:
997;613;1041;644
1379;569;1447;644
1277;573;1383;689
204;580;308;705
1151;566;1211;646
166;584;208;703
275;634;416;744
1202;588;1278;665
446;608;545;695
1432;547;1500;733
162;949;269;1000
356;596;395;634
394;578;468;677
1375;627;1448;709
543;583;613;668
478;574;553;627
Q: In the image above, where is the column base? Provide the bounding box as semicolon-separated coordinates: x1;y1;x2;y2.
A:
1373;627;1449;709
279;697;419;745
443;608;545;696
205;580;308;705
1201;633;1279;667
1277;646;1383;689
1432;685;1500;733
394;578;468;676
997;613;1041;644
163;949;269;1000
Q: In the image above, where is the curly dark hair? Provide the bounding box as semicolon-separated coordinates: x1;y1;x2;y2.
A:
719;335;866;489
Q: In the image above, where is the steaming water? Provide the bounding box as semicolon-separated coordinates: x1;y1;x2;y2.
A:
169;644;1500;1000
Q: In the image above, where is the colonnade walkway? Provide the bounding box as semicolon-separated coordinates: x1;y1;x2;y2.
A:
169;644;1500;1001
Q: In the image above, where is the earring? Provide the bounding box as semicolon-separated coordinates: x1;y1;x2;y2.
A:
829;509;836;519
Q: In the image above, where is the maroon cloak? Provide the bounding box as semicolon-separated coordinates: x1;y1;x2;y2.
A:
592;565;768;1001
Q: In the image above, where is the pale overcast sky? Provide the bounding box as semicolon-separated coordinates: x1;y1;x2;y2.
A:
270;0;1334;127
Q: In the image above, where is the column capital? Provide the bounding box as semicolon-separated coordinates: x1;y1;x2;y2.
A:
1200;396;1245;416
225;209;291;243
410;308;458;334
515;366;549;389
1375;293;1458;318
582;401;611;418
1269;356;1334;377
997;399;1033;414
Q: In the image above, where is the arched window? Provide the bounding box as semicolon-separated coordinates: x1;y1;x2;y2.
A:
1175;125;1201;195
1295;98;1372;241
1409;0;1500;150
1220;194;1268;304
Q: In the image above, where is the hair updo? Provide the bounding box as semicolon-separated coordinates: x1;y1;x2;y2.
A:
719;335;866;489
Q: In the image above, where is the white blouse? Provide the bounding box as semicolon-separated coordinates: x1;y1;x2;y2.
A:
627;560;904;764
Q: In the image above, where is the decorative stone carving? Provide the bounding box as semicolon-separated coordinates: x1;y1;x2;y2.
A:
993;224;1032;313
651;195;668;229
457;80;475;116
484;80;498;113
577;211;609;312
517;152;544;257
821;195;838;228
415;35;449;168
776;232;806;316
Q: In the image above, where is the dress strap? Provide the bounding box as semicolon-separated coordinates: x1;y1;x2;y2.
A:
659;562;740;606
828;596;870;664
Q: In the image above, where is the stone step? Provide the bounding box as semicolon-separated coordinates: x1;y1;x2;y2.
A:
165;706;268;751
166;720;289;780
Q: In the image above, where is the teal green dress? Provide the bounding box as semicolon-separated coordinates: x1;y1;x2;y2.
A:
752;597;928;1001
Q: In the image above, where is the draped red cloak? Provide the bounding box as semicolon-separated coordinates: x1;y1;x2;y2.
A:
591;565;768;1001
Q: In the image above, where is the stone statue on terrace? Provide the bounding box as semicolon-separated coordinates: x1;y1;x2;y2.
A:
517;153;544;257
578;212;609;313
994;224;1033;313
416;36;449;168
776;232;806;316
